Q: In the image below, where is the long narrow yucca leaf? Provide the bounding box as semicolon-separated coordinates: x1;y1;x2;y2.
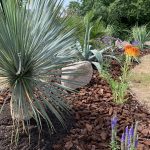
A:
0;0;77;141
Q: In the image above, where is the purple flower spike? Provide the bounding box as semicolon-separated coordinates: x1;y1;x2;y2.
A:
111;116;117;129
121;133;125;142
125;126;129;136
128;133;131;147
132;40;140;46
134;139;138;148
129;126;134;138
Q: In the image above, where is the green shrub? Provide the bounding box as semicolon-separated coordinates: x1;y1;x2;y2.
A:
71;0;150;40
65;10;110;46
65;14;85;45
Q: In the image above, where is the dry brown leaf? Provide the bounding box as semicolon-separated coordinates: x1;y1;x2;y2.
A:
85;123;93;132
109;107;113;115
143;140;150;146
91;145;96;150
100;131;107;140
141;129;149;136
65;141;73;150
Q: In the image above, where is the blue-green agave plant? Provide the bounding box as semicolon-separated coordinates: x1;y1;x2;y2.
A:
0;0;77;140
74;11;117;72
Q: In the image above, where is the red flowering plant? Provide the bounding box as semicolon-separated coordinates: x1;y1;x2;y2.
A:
122;44;140;82
102;44;140;104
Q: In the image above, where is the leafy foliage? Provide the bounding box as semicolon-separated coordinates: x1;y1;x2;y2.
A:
65;14;85;45
65;9;114;46
70;0;150;39
102;71;128;104
0;0;77;140
67;1;81;15
79;0;150;25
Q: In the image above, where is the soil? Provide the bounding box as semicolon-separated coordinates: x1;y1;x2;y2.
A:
0;99;74;150
0;51;150;150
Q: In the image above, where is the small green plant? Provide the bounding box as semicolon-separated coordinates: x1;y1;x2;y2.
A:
121;55;132;83
102;71;128;104
110;78;128;104
131;25;150;50
111;116;139;150
102;58;130;104
102;58;129;104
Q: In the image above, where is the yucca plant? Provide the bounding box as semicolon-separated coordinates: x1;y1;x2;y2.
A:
0;0;77;142
131;25;150;50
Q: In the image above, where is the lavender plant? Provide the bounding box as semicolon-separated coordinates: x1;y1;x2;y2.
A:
111;116;119;150
131;41;140;47
121;122;138;150
110;116;139;150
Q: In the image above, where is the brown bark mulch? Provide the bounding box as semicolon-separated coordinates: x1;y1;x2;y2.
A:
53;69;150;150
0;51;150;150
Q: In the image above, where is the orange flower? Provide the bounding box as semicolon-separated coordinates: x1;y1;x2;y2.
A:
124;44;140;57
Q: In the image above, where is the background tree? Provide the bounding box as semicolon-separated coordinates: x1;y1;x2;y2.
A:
70;0;150;39
68;1;81;15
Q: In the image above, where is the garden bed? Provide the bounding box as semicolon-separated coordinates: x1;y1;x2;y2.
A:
53;70;150;150
0;55;150;150
0;98;74;150
0;1;150;150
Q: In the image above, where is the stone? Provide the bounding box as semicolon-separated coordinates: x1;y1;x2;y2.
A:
115;40;130;49
61;61;93;90
0;77;9;90
144;41;150;46
64;141;73;150
85;123;93;132
122;41;131;47
115;39;123;49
